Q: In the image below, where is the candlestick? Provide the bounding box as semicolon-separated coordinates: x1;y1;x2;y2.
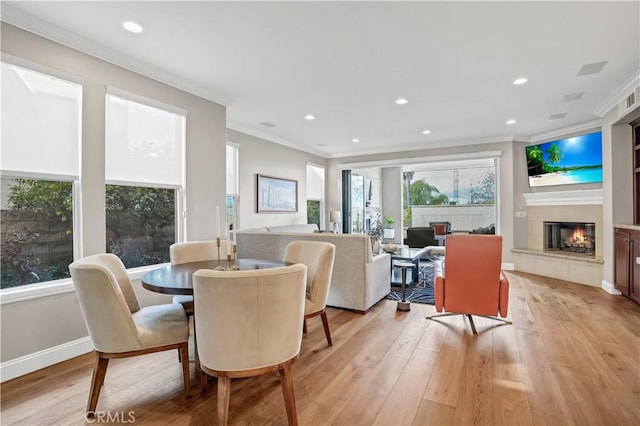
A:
230;245;239;270
216;206;221;239
214;237;224;270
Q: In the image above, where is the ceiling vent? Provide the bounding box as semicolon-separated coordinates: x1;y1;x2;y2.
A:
617;86;640;117
259;121;276;128
549;113;567;120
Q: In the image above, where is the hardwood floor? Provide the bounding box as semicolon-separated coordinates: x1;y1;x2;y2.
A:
2;271;639;425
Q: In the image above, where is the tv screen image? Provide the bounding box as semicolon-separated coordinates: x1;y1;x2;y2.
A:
526;131;603;187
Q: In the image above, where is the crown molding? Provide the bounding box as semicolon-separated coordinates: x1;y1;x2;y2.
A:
528;119;601;144
593;71;640;117
523;188;603;206
1;6;232;107
226;122;329;158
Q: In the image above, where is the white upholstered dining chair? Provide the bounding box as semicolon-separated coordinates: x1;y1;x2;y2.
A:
193;264;307;425
284;240;336;346
69;253;190;416
170;240;235;314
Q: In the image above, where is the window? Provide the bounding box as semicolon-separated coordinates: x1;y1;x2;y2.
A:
403;159;497;233
105;91;185;268
226;144;239;231
1;61;82;289
306;163;325;228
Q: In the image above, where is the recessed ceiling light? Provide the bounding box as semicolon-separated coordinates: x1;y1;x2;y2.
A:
122;20;144;34
352;138;360;143
304;114;315;120
513;78;528;85
422;129;431;135
395;98;408;105
506;119;517;125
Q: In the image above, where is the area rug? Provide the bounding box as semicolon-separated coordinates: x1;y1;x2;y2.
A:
386;262;435;305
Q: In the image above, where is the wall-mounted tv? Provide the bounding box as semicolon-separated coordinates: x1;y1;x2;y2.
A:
526;131;603;187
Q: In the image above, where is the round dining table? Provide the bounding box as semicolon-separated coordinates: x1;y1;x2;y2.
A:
141;258;291;295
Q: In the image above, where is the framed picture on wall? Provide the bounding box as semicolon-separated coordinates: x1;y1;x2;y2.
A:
256;174;298;213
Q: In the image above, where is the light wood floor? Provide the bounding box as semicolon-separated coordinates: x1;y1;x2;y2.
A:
2;271;639;425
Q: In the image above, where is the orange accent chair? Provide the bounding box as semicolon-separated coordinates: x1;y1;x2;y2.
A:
426;234;511;334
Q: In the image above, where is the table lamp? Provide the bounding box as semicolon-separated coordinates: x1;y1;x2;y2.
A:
329;210;341;233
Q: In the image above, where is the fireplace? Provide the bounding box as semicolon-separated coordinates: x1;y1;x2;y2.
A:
543;221;595;256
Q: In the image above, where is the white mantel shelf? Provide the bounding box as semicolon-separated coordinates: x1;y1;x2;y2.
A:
523;188;603;206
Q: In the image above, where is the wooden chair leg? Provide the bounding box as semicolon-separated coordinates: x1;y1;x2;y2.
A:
179;342;190;397
302;319;308;335
217;375;231;426
320;311;332;346
200;370;208;396
87;352;109;416
279;362;298;426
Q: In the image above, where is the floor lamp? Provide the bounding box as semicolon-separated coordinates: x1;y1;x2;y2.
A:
329;210;341;233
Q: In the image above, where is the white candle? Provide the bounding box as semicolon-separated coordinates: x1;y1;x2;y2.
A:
226;224;231;255
216;206;221;238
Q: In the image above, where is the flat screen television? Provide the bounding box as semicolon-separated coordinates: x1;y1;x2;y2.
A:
526;131;603;187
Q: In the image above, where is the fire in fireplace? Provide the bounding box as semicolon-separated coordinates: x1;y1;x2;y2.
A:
543;221;595;255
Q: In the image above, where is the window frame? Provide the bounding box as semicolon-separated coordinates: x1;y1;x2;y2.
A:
0;57;83;299
104;90;186;268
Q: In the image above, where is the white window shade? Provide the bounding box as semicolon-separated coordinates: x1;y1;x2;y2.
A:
106;94;185;187
306;164;324;200
1;62;81;178
226;144;238;195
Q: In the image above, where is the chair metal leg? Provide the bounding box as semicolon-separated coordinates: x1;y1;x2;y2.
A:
427;312;512;335
466;314;477;335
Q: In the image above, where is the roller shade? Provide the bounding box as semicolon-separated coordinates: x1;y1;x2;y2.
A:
306;164;324;200
1;61;82;178
105;93;185;187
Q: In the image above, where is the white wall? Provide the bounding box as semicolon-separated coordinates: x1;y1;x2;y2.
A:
227;129;326;230
1;23;226;363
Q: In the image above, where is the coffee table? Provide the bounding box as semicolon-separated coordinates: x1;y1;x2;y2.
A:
389;246;427;286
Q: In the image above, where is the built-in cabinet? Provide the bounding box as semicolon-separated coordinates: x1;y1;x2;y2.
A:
634;119;640;223
614;227;640;304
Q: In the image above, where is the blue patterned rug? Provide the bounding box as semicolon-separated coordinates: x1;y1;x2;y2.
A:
386;262;435;305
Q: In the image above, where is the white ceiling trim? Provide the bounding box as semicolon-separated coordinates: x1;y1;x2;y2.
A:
593;71;640;117
529;119;602;144
1;5;233;106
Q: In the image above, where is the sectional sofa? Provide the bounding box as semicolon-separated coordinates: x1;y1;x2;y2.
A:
235;224;391;313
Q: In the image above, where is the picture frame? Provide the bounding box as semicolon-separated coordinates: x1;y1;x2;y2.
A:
256;174;298;213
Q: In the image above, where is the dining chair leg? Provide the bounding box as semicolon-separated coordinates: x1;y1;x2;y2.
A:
320;311;332;346
179;342;190;397
279;362;298;426
302;319;308;335
200;370;208;396
87;353;109;416
217;375;231;426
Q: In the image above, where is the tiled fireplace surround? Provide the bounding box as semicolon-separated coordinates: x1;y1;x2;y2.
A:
512;189;604;287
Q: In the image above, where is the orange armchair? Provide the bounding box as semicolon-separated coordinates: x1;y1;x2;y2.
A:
427;234;511;335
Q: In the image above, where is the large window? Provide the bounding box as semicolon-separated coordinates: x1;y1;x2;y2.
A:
1;61;82;289
105;92;185;268
306;163;325;228
403;159;497;232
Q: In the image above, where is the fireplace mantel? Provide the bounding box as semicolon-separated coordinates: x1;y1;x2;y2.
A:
523;188;603;206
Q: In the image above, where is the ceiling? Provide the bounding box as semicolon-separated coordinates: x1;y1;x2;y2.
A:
2;1;639;158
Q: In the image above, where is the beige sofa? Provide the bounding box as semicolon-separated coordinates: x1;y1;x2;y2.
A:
236;224;391;313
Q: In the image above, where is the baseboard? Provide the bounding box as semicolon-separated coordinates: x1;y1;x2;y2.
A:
502;262;515;271
0;336;92;383
601;279;622;295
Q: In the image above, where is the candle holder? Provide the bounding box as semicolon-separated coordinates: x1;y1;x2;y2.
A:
229;245;240;270
214;237;225;271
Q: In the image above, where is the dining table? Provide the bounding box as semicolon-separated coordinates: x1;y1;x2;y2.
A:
141;258;291;295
